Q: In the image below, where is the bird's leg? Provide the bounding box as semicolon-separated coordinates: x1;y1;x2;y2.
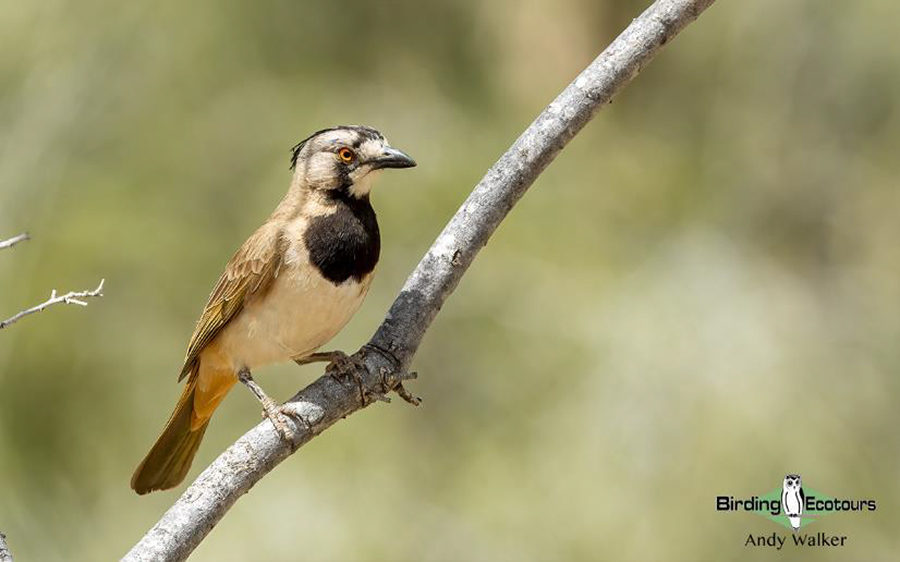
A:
293;350;351;368
237;367;293;440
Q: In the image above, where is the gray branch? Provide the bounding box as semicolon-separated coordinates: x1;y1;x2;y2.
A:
0;233;29;250
0;279;105;330
123;1;716;560
0;531;12;562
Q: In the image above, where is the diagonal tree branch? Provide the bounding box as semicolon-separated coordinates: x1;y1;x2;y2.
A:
124;1;717;559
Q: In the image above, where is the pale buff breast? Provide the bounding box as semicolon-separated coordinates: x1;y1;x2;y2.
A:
212;265;373;372
210;211;374;372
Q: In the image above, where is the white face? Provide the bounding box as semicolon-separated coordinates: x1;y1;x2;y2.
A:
783;475;801;490
291;126;414;199
346;138;387;197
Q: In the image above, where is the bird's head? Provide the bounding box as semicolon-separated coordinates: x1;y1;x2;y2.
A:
289;125;416;200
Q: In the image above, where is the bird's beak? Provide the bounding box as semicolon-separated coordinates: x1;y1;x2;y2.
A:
370;147;417;170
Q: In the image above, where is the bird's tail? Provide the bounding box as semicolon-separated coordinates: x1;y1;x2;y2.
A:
789;515;801;531
131;377;209;495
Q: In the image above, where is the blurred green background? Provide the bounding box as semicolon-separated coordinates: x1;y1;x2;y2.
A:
1;0;898;560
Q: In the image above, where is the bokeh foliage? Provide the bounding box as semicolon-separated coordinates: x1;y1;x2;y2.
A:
1;0;898;560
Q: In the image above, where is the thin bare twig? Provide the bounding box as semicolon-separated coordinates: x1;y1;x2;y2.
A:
0;233;29;250
0;232;103;559
0;279;105;330
124;1;717;560
0;531;13;562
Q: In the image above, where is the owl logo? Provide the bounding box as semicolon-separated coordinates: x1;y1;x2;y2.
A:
781;474;805;531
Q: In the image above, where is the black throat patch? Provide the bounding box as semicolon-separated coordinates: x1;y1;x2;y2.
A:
304;192;380;284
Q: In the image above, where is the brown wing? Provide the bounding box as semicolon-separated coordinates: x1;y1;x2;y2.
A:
178;223;283;381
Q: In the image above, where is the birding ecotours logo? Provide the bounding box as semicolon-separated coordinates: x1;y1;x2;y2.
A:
715;474;877;549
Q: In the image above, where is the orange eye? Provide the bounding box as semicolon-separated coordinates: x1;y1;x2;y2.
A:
338;148;354;162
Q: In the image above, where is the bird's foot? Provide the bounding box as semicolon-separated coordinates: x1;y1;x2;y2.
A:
262;400;294;441
295;348;422;406
237;367;293;441
295;350;370;402
329;351;371;403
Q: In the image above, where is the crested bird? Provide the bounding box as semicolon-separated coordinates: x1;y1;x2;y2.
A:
131;125;416;494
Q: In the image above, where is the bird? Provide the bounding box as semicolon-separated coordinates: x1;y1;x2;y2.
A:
131;125;416;494
781;473;805;531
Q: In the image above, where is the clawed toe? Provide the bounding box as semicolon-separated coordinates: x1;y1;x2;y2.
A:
238;366;296;440
325;353;369;403
325;352;364;378
259;400;294;440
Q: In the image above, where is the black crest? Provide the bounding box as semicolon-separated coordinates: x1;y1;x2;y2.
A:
290;125;385;170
